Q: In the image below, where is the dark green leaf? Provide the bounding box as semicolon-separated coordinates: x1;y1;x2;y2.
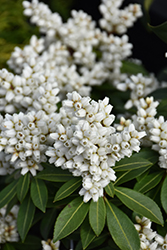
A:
161;175;167;213
3;243;16;250
105;182;115;197
17;173;30;202
80;216;96;249
105;198;140;250
113;157;152;171
89;197;106;236
148;22;167;44
30;178;48;213
87;232;108;250
134;172;164;193
36;167;73;182
53;197;89;242
132;148;159;164
13;235;41;250
54;177;82;202
0;179;17;209
115;187;163;225
121;60;148;75
5;195;18;216
149;87;167;100
40;208;57;239
17;194;36;242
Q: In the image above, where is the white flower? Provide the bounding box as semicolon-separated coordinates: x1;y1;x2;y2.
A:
41;239;60;250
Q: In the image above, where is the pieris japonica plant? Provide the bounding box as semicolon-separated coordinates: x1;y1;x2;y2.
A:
1;0;167;249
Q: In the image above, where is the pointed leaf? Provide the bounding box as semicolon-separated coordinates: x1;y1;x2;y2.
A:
81;216;96;249
89;197;106;236
134;172;164;193
17;173;30;202
161;175;167;213
17;194;36;242
115;187;163;225
53;197;89;242
105;182;115;197
148;22;167;44
5;195;18;216
3;243;16;250
0;179;18;209
105;198;140;250
30;178;48;213
87;232;108;250
36;167;73;182
54;177;82;202
40;208;57;239
113;157;152;171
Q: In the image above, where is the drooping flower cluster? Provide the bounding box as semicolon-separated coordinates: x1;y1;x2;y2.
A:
99;0;142;34
41;239;60;250
46;91;146;202
134;216;167;250
0;205;19;243
150;116;167;169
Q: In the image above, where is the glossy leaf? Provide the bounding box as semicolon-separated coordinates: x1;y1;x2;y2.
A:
5;195;18;216
36;167;73;182
105;182;115;197
40;208;57;239
0;179;17;209
89;197;106;236
17;173;30;202
80;216;96;249
105;198;140;250
161;175;167;213
113;157;152;171
148;22;167;44
53;197;89;242
134;172;164;193
54;178;82;202
114;164;152;186
115;187;163;225
87;232;108;250
17;194;36;242
132;148;159;164
30;178;48;213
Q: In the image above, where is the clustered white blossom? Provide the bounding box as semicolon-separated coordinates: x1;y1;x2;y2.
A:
46;91;146;202
99;0;142;34
134;216;167;250
150;116;167;169
117;73;159;109
41;239;60;250
0;205;19;243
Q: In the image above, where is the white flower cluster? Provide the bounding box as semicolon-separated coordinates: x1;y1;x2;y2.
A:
5;0;141;100
46;91;146;202
99;0;142;34
0;205;19;243
117;73;159;109
0;67;60;114
134;216;167;250
0;110;56;176
150;116;167;169
41;239;60;250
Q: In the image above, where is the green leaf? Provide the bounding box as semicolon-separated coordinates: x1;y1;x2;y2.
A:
3;243;16;250
54;177;82;202
13;235;41;250
105;198;140;250
30;178;48;213
157;99;167;116
5;195;18;216
87;232;108;250
134;172;164;193
36;166;73;182
105;182;115;197
114;164;152;186
80;216;96;249
161;175;167;213
148;22;167;44
40;208;57;239
149;87;167;100
113;157;152;171
53;197;89;242
121;60;148;75
17;173;30;202
0;179;18;209
17;194;36;242
132;148;159;164
115;187;163;225
89;197;106;236
144;0;155;12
